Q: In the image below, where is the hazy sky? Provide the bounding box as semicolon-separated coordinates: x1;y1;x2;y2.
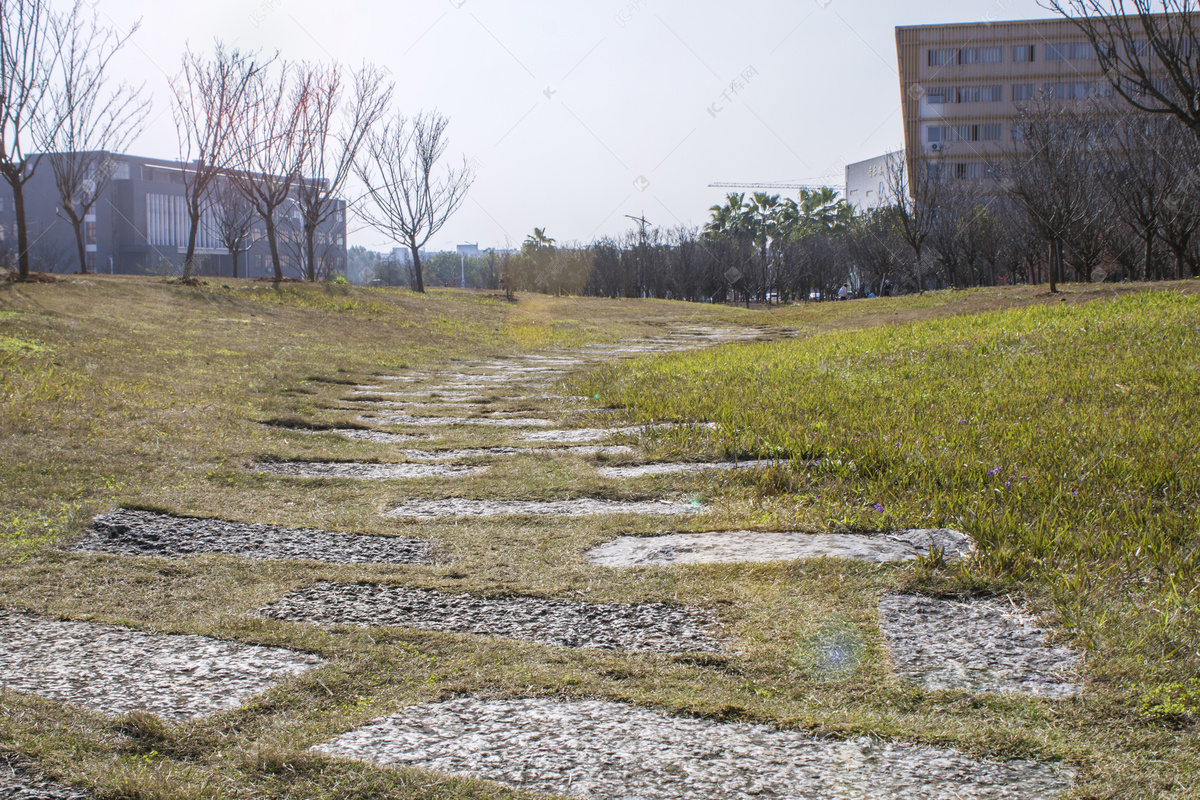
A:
92;0;1054;252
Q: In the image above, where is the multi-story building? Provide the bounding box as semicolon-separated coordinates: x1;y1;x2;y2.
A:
896;16;1166;188
0;152;348;278
845;152;903;214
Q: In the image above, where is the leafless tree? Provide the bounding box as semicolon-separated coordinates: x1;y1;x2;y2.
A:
355;111;474;293
1;0;131;280
1044;1;1200;133
1005;95;1107;292
212;180;254;278
39;8;147;275
1159;124;1200;277
296;63;391;282
229;60;309;282
171;42;268;281
884;149;943;293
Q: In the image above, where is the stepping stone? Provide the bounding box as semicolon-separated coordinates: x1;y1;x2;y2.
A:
596;462;759;479
878;595;1083;699
0;610;324;721
361;415;554;428
312;429;427;444
0;767;91;800
588;529;975;567
393;446;637;462
257;582;719;653
78;509;429;564
253;462;487;480
385;498;699;520
521;427;649;443
313;697;1074;799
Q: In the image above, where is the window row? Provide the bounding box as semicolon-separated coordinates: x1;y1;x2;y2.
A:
926;123;1003;143
928;46;1002;66
927;162;1001;180
927;85;1003;104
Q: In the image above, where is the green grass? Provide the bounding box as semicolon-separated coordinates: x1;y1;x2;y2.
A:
0;275;1198;798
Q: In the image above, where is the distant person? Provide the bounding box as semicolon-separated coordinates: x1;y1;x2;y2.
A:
838;283;849;301
882;280;893;297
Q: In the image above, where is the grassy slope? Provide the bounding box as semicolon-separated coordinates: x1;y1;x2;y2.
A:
0;275;1197;799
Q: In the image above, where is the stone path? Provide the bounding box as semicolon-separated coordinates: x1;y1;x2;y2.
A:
587;529;976;567
0;764;91;800
77;508;429;564
253;461;488;480
0;610;324;721
385;498;700;520
256;582;720;653
878;595;1083;699
313;697;1074;800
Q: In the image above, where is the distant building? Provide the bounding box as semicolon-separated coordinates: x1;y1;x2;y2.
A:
845;152;903;214
0;152;347;278
456;243;482;257
896;16;1174;191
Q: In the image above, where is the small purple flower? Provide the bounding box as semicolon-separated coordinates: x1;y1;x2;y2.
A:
1005;481;1011;488
874;504;885;512
989;467;1002;476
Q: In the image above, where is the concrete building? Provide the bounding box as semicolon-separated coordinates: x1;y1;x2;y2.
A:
845;152;903;214
0;152;347;278
896;16;1168;189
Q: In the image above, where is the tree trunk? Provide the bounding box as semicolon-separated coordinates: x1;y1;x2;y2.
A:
184;209;201;281
305;222;317;282
232;250;240;279
13;185;31;280
266;217;283;282
1048;240;1058;294
409;242;425;293
70;214;88;274
1145;232;1155;282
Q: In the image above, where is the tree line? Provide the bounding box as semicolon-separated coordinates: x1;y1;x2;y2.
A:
1;0;472;288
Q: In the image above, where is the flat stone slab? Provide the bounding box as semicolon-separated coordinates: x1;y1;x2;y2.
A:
313;697;1073;799
879;595;1083;699
385;498;699;520
0;768;91;800
596;462;758;479
0;610;325;721
588;529;975;567
77;509;429;565
316;429;428;444
362;415;554;428
253;461;487;480
521;427;650;443
256;583;719;653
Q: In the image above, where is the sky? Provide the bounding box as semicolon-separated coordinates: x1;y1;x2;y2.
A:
90;0;1055;253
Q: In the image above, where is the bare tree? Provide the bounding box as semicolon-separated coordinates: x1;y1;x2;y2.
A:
1159;123;1200;277
40;7;147;275
355;111;474;293
228;60;310;282
1;0;132;280
212;180;254;278
1005;95;1106;292
884;149;943;293
1044;1;1200;133
171;42;267;281
296;63;391;282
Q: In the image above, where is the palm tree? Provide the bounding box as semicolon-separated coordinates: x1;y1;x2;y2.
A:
524;227;556;250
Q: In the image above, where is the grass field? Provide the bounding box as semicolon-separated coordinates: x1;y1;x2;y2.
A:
0;274;1197;799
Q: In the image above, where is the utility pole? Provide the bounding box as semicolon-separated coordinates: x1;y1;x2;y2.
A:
625;213;651;298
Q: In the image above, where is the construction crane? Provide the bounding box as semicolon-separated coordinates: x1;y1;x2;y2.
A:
708;181;836;192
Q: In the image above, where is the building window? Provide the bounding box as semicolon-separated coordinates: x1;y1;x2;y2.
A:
85;220;97;245
927;88;949;104
114;162;131;180
982;123;1002;141
929;48;957;66
86;252;96;271
956;163;986;180
1013;83;1036;102
982;85;1002;102
1069;42;1097;60
927;126;944;142
1013;45;1035;62
1046;43;1069;61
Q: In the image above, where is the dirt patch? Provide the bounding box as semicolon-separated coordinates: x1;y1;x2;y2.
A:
77;509;429;565
385;498;700;520
256;582;719;653
313;697;1074;799
587;529;974;567
0;610;324;721
878;595;1083;699
253;461;488;480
